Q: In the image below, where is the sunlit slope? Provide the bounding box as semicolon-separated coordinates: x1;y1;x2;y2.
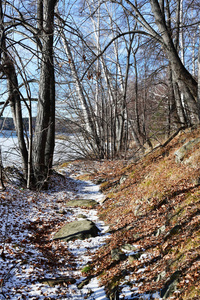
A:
88;126;200;299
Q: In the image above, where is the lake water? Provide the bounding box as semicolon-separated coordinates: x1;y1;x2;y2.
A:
0;131;81;167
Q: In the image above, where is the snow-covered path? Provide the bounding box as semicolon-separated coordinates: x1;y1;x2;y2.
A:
0;165;110;299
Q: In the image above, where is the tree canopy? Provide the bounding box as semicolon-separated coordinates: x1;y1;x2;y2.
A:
0;0;200;187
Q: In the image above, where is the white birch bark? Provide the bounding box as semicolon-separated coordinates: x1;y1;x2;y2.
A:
61;32;93;135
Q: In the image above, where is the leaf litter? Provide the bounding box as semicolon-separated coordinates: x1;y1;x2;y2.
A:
0;164;110;300
0;161;163;300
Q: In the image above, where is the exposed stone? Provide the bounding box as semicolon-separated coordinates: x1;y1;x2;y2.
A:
174;138;200;163
154;225;166;237
39;276;76;287
161;271;181;299
53;219;100;242
134;204;142;216
77;214;87;219
132;233;140;240
164;224;182;241
156;270;167;282
94;177;106;184
121;244;139;252
119;175;128;185
77;276;92;289
111;248;126;261
66;199;98;208
56;209;67;214
128;252;143;263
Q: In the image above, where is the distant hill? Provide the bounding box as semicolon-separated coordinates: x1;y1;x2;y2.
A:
0;117;79;133
0;117;15;131
0;117;36;131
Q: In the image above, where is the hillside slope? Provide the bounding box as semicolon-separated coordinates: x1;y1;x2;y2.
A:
81;126;200;299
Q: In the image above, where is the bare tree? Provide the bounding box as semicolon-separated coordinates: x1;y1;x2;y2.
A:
33;0;58;186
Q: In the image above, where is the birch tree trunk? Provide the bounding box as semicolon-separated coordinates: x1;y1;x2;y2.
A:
0;27;28;178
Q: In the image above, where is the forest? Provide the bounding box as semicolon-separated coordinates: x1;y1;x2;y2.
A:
0;1;200;299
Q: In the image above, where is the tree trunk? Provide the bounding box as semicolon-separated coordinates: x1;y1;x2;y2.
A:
149;0;198;123
33;0;57;186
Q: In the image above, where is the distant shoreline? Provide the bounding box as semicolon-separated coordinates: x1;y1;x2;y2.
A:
0;117;79;134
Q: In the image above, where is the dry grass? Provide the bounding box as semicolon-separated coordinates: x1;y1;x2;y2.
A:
79;126;200;299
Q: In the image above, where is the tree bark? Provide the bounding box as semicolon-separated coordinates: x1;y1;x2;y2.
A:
149;0;198;122
33;0;57;186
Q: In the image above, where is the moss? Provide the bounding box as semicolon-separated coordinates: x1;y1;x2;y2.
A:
81;264;92;274
180;235;200;253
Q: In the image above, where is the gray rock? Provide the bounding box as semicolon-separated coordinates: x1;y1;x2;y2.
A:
66;199;98;208
119;175;128;185
121;244;139;252
174;138;200;163
164;224;182;241
161;271;181;299
134;204;142;216
39;276;76;287
77;276;92;289
77;214;87;219
155;225;166;236
156;270;167;282
111;248;126;261
53;219;100;242
128;252;143;263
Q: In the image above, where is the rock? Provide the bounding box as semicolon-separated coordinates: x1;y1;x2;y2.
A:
66;199;98;208
109;288;120;300
94;177;106;184
160;271;181;299
56;209;67;214
164;224;182;241
154;225;166;236
121;244;139;252
111;248;126;261
119;175;128;185
132;233;140;240
174;138;200;163
39;276;76;287
134;204;142;216
77;276;92;289
53;219;100;242
77;214;87;219
128;252;143;263
156;270;167;282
